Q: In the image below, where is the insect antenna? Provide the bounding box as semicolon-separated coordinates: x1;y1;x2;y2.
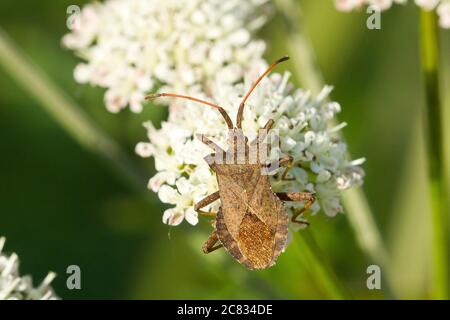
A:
236;56;290;129
146;93;234;129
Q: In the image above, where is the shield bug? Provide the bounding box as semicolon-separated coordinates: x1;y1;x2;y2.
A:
147;56;315;270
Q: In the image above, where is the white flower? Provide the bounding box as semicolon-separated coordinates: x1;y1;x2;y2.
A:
63;0;270;112
334;0;450;28
0;237;59;300
438;1;450;28
335;0;365;12
137;70;365;224
334;0;406;11
415;0;440;10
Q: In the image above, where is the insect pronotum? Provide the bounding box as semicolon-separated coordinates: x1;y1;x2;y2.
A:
147;56;315;270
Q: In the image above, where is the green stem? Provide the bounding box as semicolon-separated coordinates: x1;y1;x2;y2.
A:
274;0;389;277
293;229;350;299
419;10;448;300
272;0;324;95
0;27;147;193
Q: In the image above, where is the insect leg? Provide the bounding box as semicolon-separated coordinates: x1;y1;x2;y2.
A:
276;192;315;224
264;155;294;178
270;155;295;181
197;211;217;218
276;191;314;203
197;134;225;154
202;230;223;254
249;119;274;147
197;134;226;165
194;191;220;218
278;155;293;166
290;207;310;226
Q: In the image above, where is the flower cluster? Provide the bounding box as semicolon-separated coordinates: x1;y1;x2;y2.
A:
0;237;59;300
63;0;270;113
136;71;365;225
334;0;450;28
64;0;365;227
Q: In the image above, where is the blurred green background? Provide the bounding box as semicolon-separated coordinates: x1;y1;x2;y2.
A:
0;0;449;299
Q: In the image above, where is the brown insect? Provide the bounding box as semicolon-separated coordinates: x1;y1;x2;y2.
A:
147;56;315;270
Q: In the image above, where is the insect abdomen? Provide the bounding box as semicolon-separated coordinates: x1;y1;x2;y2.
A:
237;213;274;269
215;210;251;268
216;208;288;270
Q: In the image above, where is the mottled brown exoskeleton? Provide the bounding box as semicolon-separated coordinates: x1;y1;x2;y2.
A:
147;56;315;270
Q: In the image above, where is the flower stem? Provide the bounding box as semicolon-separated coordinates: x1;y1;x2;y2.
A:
274;0;389;276
419;10;448;300
293;229;350;299
272;0;324;95
0;28;147;193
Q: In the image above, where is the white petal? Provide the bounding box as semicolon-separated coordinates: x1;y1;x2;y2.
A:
415;0;440;11
176;177;191;195
158;185;179;204
135;142;153;158
438;2;450;29
162;209;184;226
148;172;169;192
73;64;91;83
317;170;331;183
184;207;199;225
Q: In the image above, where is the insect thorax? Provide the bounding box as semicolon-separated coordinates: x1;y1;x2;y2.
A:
205;129;275;168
